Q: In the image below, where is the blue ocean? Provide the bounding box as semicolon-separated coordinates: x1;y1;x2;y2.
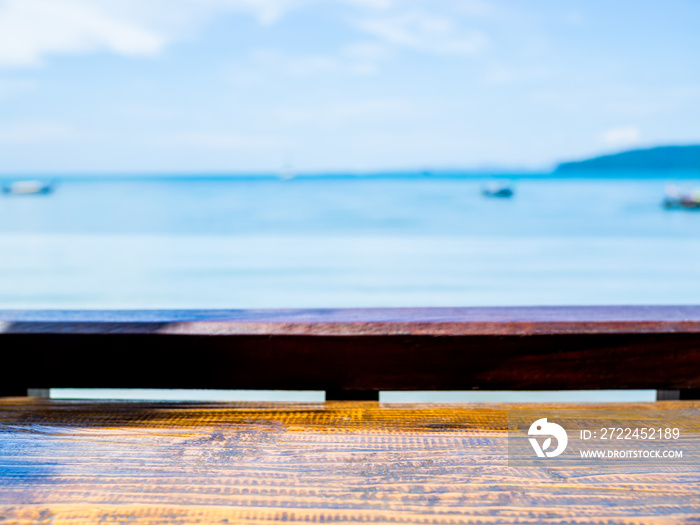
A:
1;173;700;310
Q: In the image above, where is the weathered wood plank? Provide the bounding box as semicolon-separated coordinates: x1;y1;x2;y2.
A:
4;305;700;335
0;399;699;524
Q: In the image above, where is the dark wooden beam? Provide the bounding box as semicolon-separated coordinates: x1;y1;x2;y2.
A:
1;306;700;394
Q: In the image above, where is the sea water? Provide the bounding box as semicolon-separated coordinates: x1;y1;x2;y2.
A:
2;174;698;402
2;174;699;309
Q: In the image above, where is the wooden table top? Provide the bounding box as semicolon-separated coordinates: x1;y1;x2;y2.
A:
5;305;700;335
1;398;699;524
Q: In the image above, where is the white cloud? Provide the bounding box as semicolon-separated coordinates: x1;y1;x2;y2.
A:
600;125;642;147
0;0;308;68
235;3;490;81
0;0;490;71
0;0;165;67
0;122;76;143
355;11;487;55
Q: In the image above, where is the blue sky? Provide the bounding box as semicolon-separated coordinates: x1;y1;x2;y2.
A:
0;0;698;174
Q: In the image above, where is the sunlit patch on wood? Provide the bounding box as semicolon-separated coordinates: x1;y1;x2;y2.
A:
1;399;699;523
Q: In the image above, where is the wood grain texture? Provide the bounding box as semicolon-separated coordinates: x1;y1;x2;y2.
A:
5;305;700;335
1;399;700;524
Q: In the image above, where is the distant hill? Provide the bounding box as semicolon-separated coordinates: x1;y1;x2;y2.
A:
555;145;700;172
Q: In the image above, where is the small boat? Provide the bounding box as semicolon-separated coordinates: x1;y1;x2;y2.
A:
663;184;700;209
2;180;54;195
482;182;514;198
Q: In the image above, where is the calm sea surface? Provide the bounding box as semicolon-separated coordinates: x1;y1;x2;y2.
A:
1;174;700;310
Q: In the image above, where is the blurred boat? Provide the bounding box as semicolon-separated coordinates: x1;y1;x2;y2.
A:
2;180;54;195
663;184;700;209
482;182;513;198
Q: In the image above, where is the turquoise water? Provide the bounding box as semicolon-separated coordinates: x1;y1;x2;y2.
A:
1;174;700;309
